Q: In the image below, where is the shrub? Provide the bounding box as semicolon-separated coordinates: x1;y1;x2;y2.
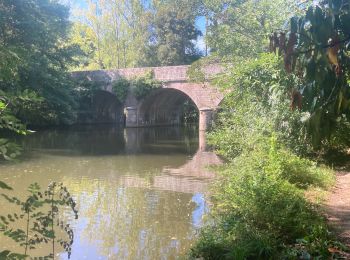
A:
112;77;130;103
190;136;336;259
208;53;311;159
131;71;162;100
111;71;162;102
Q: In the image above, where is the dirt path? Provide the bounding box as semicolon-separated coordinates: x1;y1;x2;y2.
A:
326;170;350;247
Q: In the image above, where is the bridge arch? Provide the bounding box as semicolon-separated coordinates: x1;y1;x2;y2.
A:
136;88;199;126
77;89;124;124
123;81;224;130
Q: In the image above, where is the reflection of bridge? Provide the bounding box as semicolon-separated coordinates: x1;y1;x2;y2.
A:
120;131;221;194
72;65;224;130
118;150;221;194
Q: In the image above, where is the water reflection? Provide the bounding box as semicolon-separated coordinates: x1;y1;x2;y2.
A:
0;126;220;259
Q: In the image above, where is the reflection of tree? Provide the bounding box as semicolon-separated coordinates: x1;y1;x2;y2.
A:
0;125;220;258
65;178;197;259
20;126;199;157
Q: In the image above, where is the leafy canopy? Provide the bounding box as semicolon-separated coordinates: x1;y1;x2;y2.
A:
0;0;81;126
201;0;305;61
209;53;307;158
272;0;350;148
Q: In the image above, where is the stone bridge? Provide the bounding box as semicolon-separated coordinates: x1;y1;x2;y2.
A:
72;65;224;130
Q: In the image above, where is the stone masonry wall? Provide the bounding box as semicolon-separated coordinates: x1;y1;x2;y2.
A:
72;64;224;110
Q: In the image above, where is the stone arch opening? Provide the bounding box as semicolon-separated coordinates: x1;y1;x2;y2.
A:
93;90;124;124
78;90;124;124
137;88;199;126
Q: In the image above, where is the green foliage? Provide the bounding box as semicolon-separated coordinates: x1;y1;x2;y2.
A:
328;115;350;149
0;139;21;161
70;0;154;69
0;250;26;260
0;89;45;160
0;181;12;190
209;53;309;158
0;182;78;259
273;0;350;149
0;93;27;135
72;79;108;123
150;0;202;66
190;136;337;259
70;0;202;69
112;78;130;103
181;100;199;124
112;71;162;101
0;0;82;126
187;59;206;83
0;92;26;160
73;79;102;105
191;53;344;259
200;0;306;61
131;71;162;100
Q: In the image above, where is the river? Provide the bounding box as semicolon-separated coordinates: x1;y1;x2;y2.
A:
0;125;220;259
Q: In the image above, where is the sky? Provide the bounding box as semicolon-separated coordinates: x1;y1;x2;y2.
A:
195;16;206;53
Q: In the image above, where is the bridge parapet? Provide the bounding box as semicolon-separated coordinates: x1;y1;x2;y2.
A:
72;64;222;83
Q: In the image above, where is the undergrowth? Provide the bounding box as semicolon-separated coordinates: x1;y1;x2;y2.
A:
190;53;347;259
190;136;339;259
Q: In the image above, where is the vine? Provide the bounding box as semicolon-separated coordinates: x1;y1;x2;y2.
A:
112;78;130;103
131;70;162;100
187;59;206;83
111;70;162;102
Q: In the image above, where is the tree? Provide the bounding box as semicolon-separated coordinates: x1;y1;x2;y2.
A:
149;0;202;66
200;0;307;61
70;0;203;68
70;0;153;69
0;0;81;126
273;0;350;148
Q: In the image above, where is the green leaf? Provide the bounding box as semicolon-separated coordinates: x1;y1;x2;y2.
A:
331;0;343;13
339;12;350;34
0;251;10;258
0;250;26;259
0;181;12;190
290;16;298;33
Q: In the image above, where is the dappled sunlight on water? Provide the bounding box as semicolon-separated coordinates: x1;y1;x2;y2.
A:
0;126;221;259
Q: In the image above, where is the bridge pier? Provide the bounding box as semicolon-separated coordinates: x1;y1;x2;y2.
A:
124;128;140;153
199;108;213;131
125;106;138;127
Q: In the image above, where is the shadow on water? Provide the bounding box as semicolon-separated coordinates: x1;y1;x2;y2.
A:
0;125;221;259
18;125;199;157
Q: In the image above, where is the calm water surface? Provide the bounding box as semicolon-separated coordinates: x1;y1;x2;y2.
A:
0;126;220;259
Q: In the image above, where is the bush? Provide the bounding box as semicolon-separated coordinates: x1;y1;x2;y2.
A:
190;136;336;259
131;71;162;100
112;78;130;103
111;71;162;102
208;53;314;159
